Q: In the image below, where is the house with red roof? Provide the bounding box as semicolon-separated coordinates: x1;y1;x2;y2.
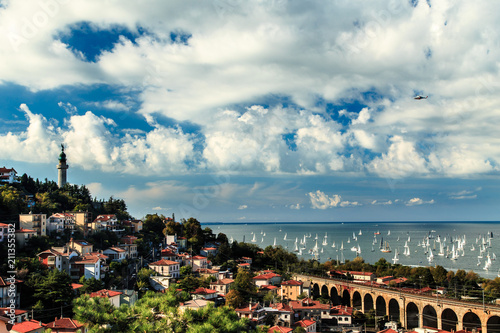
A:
0;167;19;184
0;276;23;308
280;280;303;301
210;278;234;295
234;302;266;325
10;319;46;333
89;289;123;307
47;213;76;234
264;303;294;328
103;247;127;262
197;268;219;279
253;272;282;287
70;254;102;280
149;259;180;278
238;262;251;270
19;213;46;237
294;318;316;332
160;249;179;262
191;287;218;300
289;298;330;321
45;317;86;332
200;247;218;257
345;271;376;281
0;308;28;323
268;326;293;333
321;305;354;326
185;255;207;272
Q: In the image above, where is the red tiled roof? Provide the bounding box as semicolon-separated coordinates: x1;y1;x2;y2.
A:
260;285;278;291
281;280;302;286
89;289;122;298
238;263;250;266
73;255;100;264
0;307;27;316
346;271;375;276
377;329;399;333
253;272;281;280
202;247;217;251
150;259;178;266
295;319;315;328
107;247;126;253
0;276;23;287
46;318;84;330
11;319;45;333
71;283;84;290
211;278;234;285
192;287;217;295
15;228;36;233
270;303;293;312
192;255;207;260
235;302;263;313
269;325;293;333
93;214;116;222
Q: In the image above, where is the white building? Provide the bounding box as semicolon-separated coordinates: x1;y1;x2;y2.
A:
149;259;180;278
103;247;127;262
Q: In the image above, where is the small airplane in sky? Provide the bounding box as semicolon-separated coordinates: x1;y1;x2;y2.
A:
414;95;428;100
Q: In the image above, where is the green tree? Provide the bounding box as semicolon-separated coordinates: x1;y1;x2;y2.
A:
28;269;73;309
232;267;257;301
79;277;105;293
73;295;130;332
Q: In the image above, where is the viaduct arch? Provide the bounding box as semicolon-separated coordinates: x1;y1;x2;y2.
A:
295;274;500;333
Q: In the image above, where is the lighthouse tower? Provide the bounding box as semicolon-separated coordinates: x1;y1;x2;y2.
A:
57;144;69;188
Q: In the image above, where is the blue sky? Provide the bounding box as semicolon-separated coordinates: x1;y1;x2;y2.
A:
0;0;499;222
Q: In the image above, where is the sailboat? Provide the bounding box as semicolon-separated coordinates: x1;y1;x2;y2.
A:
381;241;391;253
358;229;362;236
251;234;256;243
392;249;399;264
428;248;434;263
284;233;287;241
273;237;277;247
331;241;336;248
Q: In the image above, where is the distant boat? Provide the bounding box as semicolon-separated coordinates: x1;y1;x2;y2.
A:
331;241;336;248
284;233;287;241
381;241;392;253
273;237;277;247
392;249;399;264
374;231;381;235
358;230;362;236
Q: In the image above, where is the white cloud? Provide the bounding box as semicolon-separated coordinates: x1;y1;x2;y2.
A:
405;197;435;206
307;190;359;209
289;203;301;210
238;205;248;210
0;1;499;179
371;200;393;205
448;188;480;200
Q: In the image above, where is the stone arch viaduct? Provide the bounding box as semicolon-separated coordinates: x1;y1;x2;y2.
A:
294;274;500;333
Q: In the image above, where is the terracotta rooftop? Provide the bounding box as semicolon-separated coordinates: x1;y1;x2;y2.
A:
89;289;123;298
150;259;179;266
10;319;46;333
46;317;84;330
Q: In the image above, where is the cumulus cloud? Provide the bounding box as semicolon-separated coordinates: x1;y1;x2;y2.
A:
371;200;393;205
307;190;359;209
238;205;248;210
289;203;301;210
405;197;435;206
0;0;499;179
448;188;481;200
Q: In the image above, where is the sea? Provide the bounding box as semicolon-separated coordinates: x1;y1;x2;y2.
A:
201;222;500;279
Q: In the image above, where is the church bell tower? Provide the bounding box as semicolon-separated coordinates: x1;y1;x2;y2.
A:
57;144;69;188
